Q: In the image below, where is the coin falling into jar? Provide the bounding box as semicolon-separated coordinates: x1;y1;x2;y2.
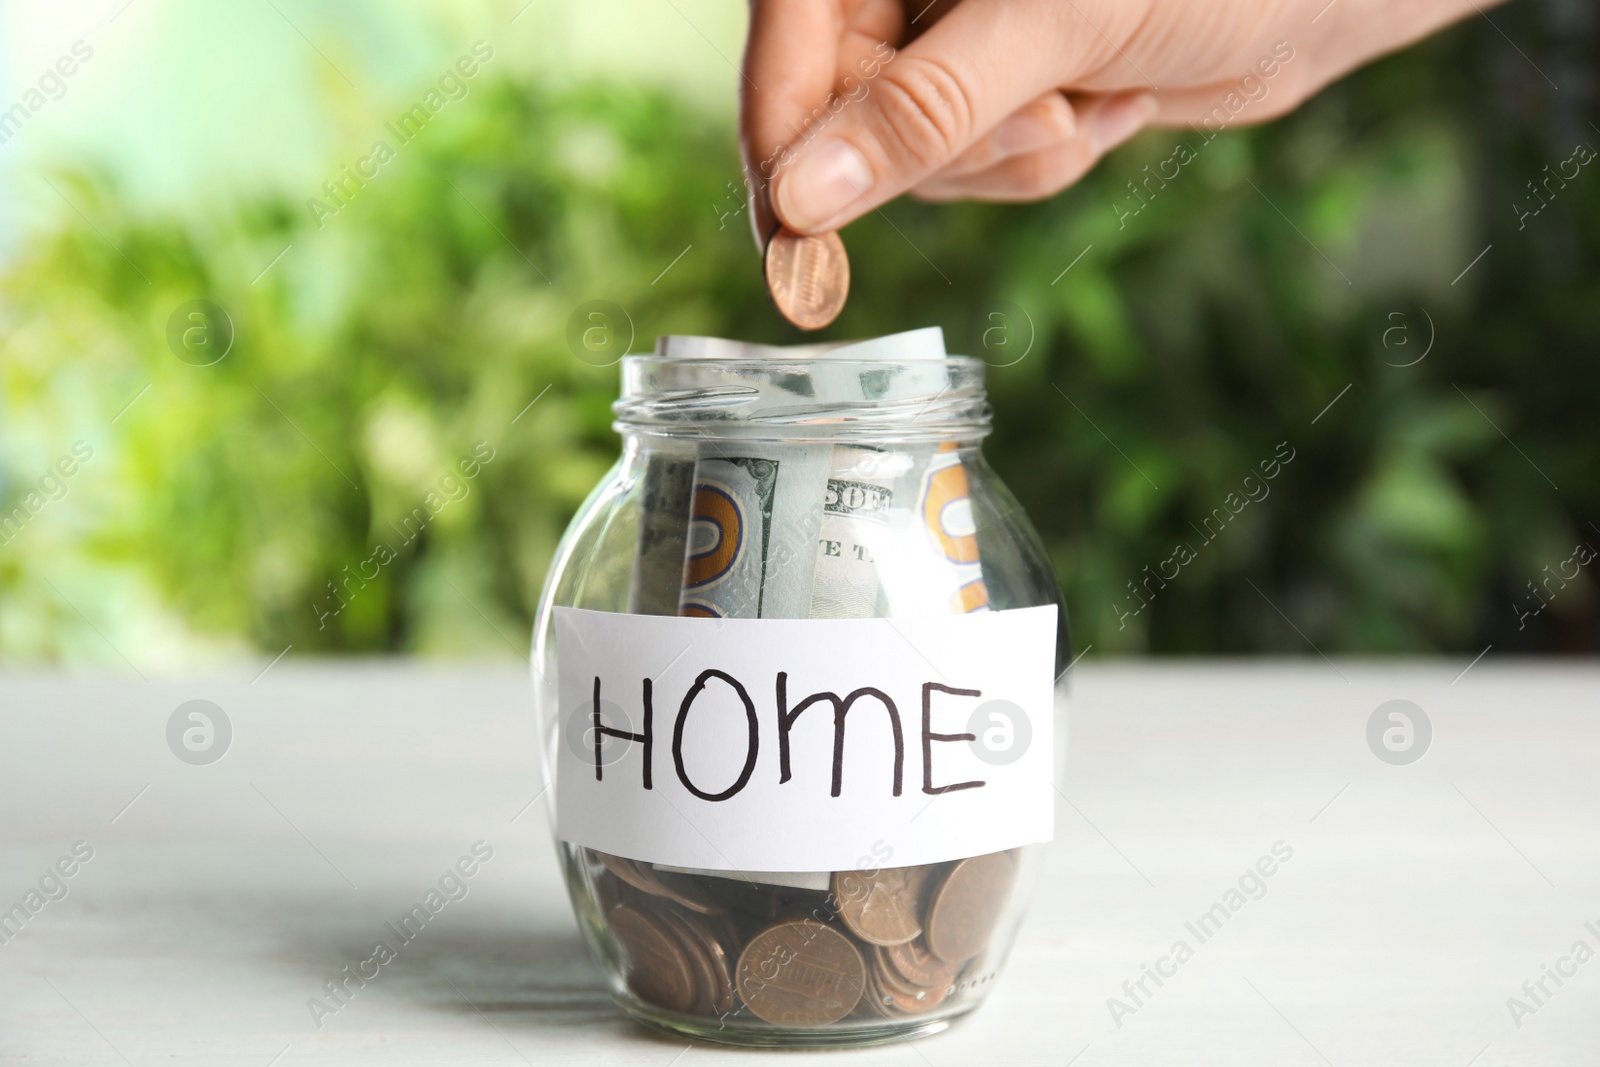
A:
764;227;850;330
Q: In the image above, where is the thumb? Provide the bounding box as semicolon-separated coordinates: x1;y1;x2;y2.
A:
770;0;1107;233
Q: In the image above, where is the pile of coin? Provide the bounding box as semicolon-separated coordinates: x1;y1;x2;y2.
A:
588;847;1017;1029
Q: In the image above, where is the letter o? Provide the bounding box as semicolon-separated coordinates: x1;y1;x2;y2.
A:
673;670;759;801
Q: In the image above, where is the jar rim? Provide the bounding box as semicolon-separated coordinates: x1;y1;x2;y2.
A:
612;354;992;442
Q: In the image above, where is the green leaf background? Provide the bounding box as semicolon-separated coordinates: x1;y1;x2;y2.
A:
2;5;1596;664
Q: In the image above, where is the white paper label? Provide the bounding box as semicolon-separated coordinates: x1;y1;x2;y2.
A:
553;606;1057;872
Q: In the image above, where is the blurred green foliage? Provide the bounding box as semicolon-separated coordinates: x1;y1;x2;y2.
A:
2;7;1597;663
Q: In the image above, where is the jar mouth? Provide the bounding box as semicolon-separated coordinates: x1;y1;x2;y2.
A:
613;355;991;443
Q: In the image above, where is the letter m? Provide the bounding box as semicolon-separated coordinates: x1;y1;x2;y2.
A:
776;675;904;797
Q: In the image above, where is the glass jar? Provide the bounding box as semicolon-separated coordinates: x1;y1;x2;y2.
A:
531;334;1069;1047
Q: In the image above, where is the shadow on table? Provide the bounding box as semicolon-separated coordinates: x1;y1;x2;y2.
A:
279;918;616;1023
411;923;614;1017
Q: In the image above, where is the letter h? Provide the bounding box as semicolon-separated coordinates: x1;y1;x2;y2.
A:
592;677;652;788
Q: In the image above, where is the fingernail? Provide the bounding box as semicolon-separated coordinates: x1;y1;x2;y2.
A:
1091;93;1157;154
775;139;872;231
993;111;1071;156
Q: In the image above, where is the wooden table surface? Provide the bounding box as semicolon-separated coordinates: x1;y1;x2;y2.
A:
2;662;1596;1066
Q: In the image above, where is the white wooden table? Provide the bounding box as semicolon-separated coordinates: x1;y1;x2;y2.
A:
2;662;1595;1065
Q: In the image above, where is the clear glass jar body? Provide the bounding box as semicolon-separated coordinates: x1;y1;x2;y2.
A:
531;352;1069;1047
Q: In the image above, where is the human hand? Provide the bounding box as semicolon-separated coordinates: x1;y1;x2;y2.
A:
740;0;1487;244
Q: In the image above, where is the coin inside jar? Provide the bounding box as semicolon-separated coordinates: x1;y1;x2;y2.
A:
833;865;930;946
594;851;656;894
869;947;953;1016
654;910;719;1015
664;909;737;1016
735;919;866;1026
592;850;723;916
608;904;699;1014
923;852;1017;964
764;227;849;331
883;937;958;989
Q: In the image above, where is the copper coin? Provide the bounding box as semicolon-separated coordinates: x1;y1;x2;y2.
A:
883;938;958;989
923;852;1017;964
693;908;745;961
696;874;786;928
875;949;938;992
694;924;739;1018
872;950;952;1015
594;851;656;893
735;919;866;1026
764;227;849;331
859;952;951;1019
593;851;722;916
885;979;950;1015
663;909;736;1017
592;857;630;912
647;868;727;917
859;959;897;1019
655;910;718;1015
833;865;930;946
608;904;698;1014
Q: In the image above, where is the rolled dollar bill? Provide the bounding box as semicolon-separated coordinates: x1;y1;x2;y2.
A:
628;445;697;616
808;446;913;619
677;448;829;620
637;328;948;618
919;442;992;614
878;442;992;616
801;329;954;620
799;327;953;416
656;326;945;367
663;327;952;622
